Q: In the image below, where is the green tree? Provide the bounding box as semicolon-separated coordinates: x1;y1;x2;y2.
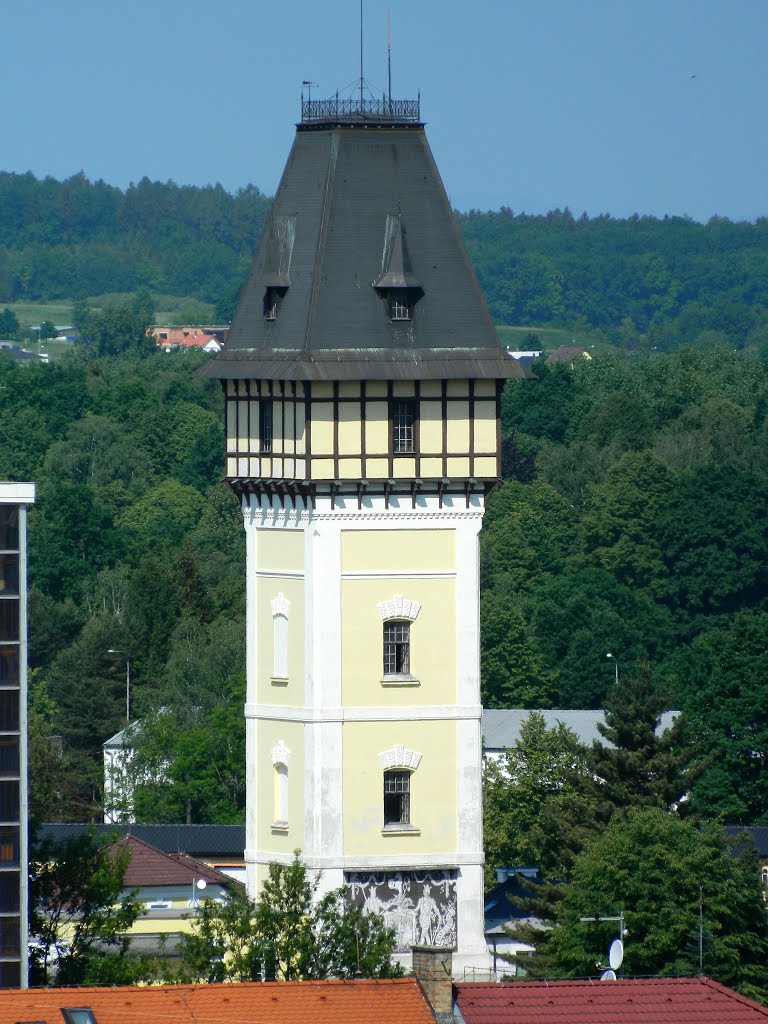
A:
666;611;768;822
483;712;598;886
30;829;143;986
179;854;401;983
537;808;768;1000
481;595;554;708
590;664;698;821
38;319;56;340
0;307;19;339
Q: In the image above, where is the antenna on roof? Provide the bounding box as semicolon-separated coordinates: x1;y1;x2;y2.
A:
387;9;392;113
359;0;364;109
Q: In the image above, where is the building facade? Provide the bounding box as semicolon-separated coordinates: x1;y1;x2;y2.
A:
0;482;34;988
205;94;523;974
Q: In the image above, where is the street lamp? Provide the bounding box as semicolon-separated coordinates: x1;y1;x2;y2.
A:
191;878;207;909
107;649;131;722
605;652;618;686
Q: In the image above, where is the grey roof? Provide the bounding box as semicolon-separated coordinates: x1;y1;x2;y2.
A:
482;708;679;750
725;826;768;856
37;823;245;857
203;123;523;383
104;722;141;749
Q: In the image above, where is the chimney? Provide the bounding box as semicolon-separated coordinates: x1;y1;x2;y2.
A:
412;946;453;1022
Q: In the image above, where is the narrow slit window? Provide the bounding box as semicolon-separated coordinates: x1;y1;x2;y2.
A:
274;763;288;825
273;614;288;679
383;620;410;676
383;769;411;826
392;399;416;454
260;399;273;454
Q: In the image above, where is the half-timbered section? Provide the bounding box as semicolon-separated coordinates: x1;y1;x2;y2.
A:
225;377;501;493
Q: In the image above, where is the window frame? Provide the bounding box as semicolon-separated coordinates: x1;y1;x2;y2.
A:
391;397;417;455
383;768;411;828
389;288;411;321
259;399;274;454
383;619;410;677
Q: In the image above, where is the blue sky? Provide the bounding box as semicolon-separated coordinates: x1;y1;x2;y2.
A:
3;0;767;221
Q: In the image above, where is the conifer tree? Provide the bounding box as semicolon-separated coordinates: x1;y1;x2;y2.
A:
590;662;699;821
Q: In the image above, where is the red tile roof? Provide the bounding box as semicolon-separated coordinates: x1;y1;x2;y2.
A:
0;978;433;1024
109;834;239;888
454;978;768;1023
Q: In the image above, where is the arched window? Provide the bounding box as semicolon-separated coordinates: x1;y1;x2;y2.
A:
377;595;421;681
378;745;422;831
383;769;411;826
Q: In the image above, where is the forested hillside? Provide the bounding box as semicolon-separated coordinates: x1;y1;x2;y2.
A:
483;346;768;822
461;209;768;350
1;172;767;353
0;172;271;316
3;337;767;828
0;348;246;823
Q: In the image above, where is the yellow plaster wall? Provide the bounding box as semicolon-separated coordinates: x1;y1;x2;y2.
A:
342;721;457;855
341;529;455;574
338;406;362;455
474;456;497;477
419;402;443;451
311;402;334;454
473;400;497;452
365;402;389;454
446;457;470;477
254;719;304;852
446;401;470;450
253;528;304;573
420;457;443;476
340;576;456;707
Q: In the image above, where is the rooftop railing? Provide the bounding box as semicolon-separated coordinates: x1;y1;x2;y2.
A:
300;94;421;125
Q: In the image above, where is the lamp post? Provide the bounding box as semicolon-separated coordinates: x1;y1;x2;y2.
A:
107;649;131;722
191;878;207;910
605;652;618;686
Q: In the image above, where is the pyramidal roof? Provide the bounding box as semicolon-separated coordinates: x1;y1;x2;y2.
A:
205;95;523;382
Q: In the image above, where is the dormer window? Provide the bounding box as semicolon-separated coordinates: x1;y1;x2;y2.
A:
389;290;411;321
264;287;286;321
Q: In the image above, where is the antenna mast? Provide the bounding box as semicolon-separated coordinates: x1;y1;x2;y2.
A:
360;0;364;109
387;9;392;112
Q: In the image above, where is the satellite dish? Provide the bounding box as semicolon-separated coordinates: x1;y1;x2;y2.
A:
609;938;624;970
600;969;617;981
196;879;207;891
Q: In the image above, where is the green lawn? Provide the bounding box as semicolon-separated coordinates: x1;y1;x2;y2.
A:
5;294;216;332
496;324;614;354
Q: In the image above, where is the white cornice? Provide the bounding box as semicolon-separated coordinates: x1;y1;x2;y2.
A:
244;850;485;869
245;703;482;722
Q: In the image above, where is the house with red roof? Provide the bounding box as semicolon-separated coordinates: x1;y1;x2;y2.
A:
453;977;768;1024
105;835;241;955
149;325;228;352
0;977;435;1024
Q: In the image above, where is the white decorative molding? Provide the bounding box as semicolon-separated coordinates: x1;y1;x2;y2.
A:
377;744;422;770
271;740;291;766
271;593;291;618
245;703;482;723
377;594;422;622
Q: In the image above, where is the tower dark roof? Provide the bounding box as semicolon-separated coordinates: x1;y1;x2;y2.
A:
204;110;523;382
